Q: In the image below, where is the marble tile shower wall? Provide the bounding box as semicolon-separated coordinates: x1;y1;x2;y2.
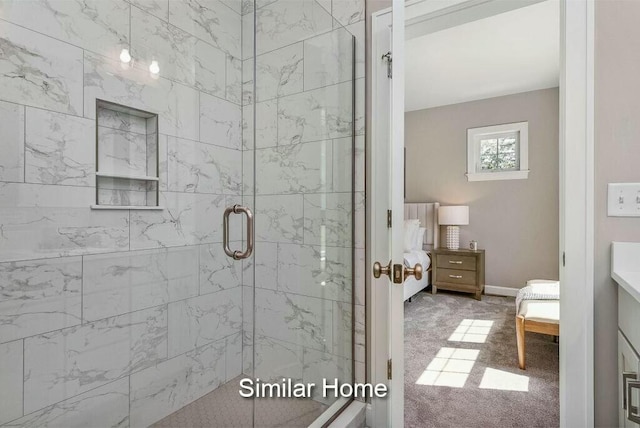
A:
0;1;246;426
239;0;366;406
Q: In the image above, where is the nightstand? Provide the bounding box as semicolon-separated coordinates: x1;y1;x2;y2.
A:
431;248;485;300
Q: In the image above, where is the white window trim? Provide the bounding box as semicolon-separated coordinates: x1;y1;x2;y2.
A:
466;121;529;181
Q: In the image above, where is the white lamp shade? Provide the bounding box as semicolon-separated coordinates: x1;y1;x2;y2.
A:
439;206;469;225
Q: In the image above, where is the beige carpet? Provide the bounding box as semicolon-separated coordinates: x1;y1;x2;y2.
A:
404;290;559;428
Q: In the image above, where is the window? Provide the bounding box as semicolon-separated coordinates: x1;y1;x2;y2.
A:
466;122;529;181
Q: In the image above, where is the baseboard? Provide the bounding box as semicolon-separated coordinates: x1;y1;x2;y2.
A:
485;285;519;297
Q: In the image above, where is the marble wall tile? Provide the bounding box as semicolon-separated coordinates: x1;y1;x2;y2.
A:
345;20;365;79
225;331;243;381
24;108;94;186
0;257;82;344
255;0;333;55
303;27;353;91
221;0;242;14
83;246;198;322
0;21;83;115
168;0;241;58
196;39;228;98
0;339;23;425
241;12;254;60
255;141;332;194
200;92;242;150
0;183;129;262
226;55;243;104
0;0;129;59
278;81;353;145
167;136;242;194
199;243;242;295
97;107;148;134
84;52;199;141
23;305;168;413
243;100;280;150
255;43;303;102
255;194;304;244
254;288;332;352
332;135;364;192
303;192;353;247
168;287;242;357
302;348;351;404
241;242;278;290
332;0;365;26
129;192;227;250
354;249;365;306
97;126;148;177
254;334;303;382
242;328;253;375
277;243;352;303
4;377;129;428
0;101;24;183
130;339;226;427
131;0;170;21
132;7;227;95
332;301;364;362
355;77;365;136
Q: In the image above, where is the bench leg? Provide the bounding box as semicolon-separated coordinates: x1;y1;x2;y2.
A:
516;315;526;370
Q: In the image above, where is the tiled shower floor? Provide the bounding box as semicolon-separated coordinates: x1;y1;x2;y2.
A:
151;376;328;428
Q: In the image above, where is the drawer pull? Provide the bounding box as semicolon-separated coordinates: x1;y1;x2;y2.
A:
448;260;463;264
449;274;463;279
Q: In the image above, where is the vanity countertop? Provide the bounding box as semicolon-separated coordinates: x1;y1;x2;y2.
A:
611;241;640;303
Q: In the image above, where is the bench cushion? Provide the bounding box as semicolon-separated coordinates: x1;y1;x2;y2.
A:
519;300;560;324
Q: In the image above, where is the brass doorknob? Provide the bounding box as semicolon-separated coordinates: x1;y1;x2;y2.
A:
373;260;392;279
404;263;423;281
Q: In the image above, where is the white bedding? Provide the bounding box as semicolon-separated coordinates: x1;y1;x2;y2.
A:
403;250;431;301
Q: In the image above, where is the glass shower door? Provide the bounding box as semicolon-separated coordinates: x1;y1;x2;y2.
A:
244;0;357;425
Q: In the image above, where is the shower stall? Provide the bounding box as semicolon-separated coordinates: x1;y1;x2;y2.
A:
0;0;365;426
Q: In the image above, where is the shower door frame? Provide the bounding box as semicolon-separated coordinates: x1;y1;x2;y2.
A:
369;0;595;426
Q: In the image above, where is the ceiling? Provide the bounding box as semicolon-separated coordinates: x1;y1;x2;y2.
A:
405;0;560;112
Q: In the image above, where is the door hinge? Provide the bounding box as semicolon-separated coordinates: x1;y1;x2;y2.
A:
562;252;566;267
387;210;392;228
387;359;392;380
382;51;392;78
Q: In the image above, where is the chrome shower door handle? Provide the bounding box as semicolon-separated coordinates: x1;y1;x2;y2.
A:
223;204;254;260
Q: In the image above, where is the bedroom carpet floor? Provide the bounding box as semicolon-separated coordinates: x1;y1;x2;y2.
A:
404;290;559;428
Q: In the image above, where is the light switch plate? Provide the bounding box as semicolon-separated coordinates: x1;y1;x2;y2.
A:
608;183;640;217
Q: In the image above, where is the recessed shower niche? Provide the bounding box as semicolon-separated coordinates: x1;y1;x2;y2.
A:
91;100;162;210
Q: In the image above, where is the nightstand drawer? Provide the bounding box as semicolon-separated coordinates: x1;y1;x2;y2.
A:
436;254;476;271
436;268;476;285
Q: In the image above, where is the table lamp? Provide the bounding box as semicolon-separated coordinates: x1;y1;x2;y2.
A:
439;206;469;250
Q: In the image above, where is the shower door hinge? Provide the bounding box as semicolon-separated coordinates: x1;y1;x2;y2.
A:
387;359;392;380
382;51;392;78
387;210;392;228
562;252;566;267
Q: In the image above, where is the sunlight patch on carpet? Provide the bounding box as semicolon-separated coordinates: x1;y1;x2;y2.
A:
479;368;530;392
415;347;480;388
448;319;494;343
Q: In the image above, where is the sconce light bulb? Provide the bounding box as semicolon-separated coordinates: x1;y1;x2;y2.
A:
149;60;160;75
119;48;131;64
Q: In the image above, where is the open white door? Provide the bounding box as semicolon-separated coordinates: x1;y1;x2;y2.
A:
370;1;406;426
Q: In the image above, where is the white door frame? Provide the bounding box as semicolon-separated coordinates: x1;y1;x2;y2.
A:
368;0;595;426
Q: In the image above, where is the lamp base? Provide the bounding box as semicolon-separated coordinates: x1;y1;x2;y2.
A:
446;225;460;250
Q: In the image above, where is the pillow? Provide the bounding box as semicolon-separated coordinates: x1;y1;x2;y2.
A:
413;227;426;250
404;219;420;252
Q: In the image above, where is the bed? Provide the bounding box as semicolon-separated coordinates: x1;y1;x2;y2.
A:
404;202;440;301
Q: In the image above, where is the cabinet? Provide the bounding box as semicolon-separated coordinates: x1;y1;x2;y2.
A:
431;248;485;300
619;286;640;427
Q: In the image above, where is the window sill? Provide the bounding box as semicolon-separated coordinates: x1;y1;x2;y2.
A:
466;170;530;182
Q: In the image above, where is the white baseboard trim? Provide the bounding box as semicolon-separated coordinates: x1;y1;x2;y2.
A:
485;285;519;297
